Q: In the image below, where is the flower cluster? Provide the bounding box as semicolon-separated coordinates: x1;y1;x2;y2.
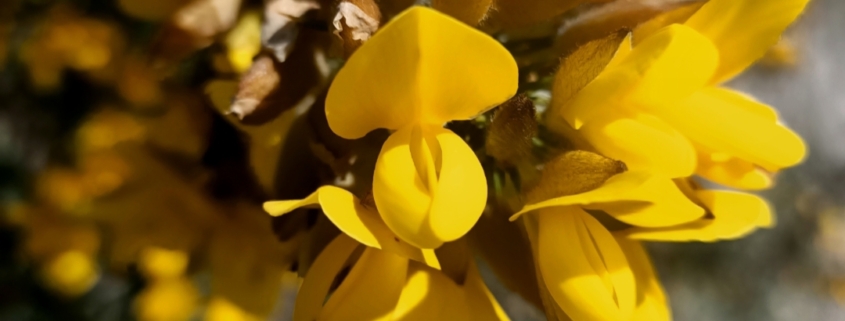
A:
2;0;808;320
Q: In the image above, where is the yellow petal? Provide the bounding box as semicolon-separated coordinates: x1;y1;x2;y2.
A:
685;0;811;84
375;126;486;248
697;152;773;191
587;176;705;228
656;87;806;171
325;6;517;139
293;235;359;321
625;190;773;242
538;207;635;321
580;114;697;178
428;128;488;243
616;238;671;321
562;24;718;129
392;263;464;321
319;248;408;321
512;171;650;221
263;186;441;269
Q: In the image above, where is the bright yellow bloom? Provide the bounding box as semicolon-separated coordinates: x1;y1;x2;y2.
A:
323;6;517;248
513;170;775;320
514;171;701;321
292;234;509;321
556;0;809;190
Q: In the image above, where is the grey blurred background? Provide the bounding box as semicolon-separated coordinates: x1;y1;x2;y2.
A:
651;0;845;319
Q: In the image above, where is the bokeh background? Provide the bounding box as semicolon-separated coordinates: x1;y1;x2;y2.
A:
1;0;844;320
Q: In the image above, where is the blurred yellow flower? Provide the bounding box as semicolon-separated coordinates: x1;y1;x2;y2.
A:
135;278;199;321
20;7;123;89
225;12;263;73
41;250;99;297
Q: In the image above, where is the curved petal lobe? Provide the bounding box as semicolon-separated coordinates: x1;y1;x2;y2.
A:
656;87;806;171
625;190;773;242
375;127;486;248
325;6;517;139
538;207;635;321
263;186;440;269
319;248;408;321
293;235;359;321
587;176;705;228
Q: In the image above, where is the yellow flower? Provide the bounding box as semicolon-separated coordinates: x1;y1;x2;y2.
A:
322;6;517;248
512;170;774;320
555;0;809;190
41;250;99;297
513;171;697;321
291;234;509;321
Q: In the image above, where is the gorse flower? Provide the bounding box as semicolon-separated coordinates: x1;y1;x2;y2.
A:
269;6;518;249
5;0;813;320
555;0;809;189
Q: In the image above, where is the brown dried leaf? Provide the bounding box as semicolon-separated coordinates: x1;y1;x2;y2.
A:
486;94;538;166
432;0;493;26
547;30;627;119
229;54;281;120
555;0;707;54
525;150;626;204
227;29;329;125
262;0;321;62
204;35;328;196
333;0;381;58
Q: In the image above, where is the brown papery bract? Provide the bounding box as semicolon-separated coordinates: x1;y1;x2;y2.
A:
525;150;626;204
